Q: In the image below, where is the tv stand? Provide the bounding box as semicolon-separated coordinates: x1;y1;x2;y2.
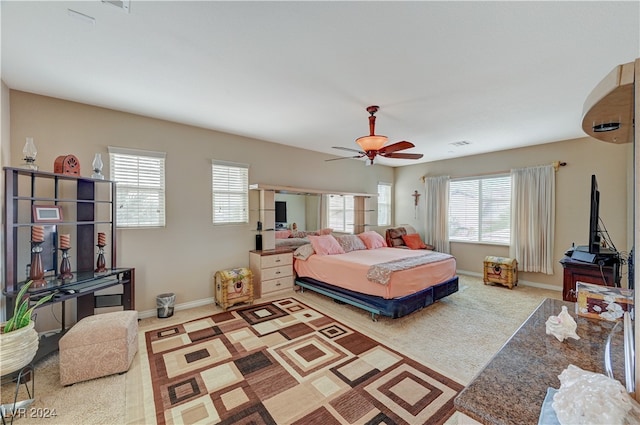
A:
560;256;620;301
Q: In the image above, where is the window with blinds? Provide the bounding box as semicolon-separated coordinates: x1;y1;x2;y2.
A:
211;160;249;225
449;175;511;244
108;147;166;228
328;195;354;233
377;182;392;226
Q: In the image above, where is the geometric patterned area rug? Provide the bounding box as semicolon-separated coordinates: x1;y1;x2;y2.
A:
130;298;464;425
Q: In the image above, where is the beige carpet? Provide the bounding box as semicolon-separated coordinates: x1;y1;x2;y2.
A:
1;275;560;424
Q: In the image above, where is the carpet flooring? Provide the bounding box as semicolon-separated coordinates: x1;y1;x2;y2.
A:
0;275;561;424
128;298;464;425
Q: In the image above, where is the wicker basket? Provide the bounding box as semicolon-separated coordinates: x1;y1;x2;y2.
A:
0;321;39;376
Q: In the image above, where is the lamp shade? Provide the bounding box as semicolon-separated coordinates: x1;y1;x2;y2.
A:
356;135;387;151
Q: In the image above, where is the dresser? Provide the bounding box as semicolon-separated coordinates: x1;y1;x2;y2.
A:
249;249;294;298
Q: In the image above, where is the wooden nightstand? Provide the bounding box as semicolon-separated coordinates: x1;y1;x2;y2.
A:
249;249;294;298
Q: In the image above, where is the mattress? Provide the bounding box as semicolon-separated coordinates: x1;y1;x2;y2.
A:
294;247;456;299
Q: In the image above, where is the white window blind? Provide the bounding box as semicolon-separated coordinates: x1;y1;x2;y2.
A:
211;160;249;225
108;146;166;228
449;175;511;244
377;182;392;226
328;195;354;233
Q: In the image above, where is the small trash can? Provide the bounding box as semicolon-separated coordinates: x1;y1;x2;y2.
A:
156;293;176;318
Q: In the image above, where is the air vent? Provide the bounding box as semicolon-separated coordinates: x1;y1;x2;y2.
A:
449;140;471;147
102;0;130;13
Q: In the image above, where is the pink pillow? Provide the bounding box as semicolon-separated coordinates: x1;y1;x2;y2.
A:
307;235;345;255
275;230;292;239
358;231;387;249
317;228;333;235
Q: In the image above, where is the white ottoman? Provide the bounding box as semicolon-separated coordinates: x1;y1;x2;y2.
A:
59;310;138;386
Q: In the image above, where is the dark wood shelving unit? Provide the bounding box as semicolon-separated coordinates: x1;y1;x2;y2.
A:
3;167;135;362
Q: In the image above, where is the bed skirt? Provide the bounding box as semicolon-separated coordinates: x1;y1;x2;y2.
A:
295;275;459;320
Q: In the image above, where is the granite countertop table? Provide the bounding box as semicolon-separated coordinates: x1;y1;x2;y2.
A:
454;297;626;425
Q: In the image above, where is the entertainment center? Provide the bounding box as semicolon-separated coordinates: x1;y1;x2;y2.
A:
560;173;622;301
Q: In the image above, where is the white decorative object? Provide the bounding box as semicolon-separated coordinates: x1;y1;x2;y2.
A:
552;364;640;425
545;306;580;342
91;153;104;179
22;137;38;170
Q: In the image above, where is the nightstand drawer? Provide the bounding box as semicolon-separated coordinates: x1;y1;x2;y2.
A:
261;253;293;268
261;265;292;281
262;276;294;294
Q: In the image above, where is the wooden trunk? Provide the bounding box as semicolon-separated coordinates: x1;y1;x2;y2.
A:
483;256;518;289
214;268;254;311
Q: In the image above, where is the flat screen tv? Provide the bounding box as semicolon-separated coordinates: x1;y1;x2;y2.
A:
275;201;287;224
589;174;601;254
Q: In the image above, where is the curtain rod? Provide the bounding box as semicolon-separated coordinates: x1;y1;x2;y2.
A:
420;161;567;183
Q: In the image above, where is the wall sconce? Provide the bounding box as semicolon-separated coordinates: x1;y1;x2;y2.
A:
22;137;38;170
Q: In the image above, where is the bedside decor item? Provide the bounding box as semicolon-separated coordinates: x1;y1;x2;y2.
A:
545;306;580;342
54;154;81;176
91;153;104;179
95;232;107;272
21;137;38;170
32;205;63;223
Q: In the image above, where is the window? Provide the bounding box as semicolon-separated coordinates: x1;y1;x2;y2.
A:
328;195;354;233
108;146;166;228
211;160;249;225
377;182;391;226
449;175;511;244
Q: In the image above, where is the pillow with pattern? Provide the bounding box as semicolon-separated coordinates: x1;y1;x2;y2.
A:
336;234;367;252
293;244;315;260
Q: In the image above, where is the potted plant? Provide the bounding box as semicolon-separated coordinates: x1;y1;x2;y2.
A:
0;281;54;375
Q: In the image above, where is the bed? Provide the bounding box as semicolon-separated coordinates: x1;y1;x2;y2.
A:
294;240;458;320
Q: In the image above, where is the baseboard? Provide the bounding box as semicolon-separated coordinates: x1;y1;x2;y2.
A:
136;274;561;320
137;297;216;319
456;270;561;293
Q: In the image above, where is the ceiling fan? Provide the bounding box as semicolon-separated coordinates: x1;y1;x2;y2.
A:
328;105;424;165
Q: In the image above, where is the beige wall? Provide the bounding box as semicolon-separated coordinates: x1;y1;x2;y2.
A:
1;80;11;320
6;90;393;326
395;138;631;289
5;89;632;324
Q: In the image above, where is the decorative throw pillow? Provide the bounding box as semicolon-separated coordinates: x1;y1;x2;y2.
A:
402;233;428;249
308;235;345;255
317;228;333;235
293;244;315;260
336;234;367;253
387;227;407;247
275;230;292;239
358;231;387;249
290;230;308;238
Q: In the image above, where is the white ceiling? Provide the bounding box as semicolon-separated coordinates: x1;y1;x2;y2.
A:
2;1;639;166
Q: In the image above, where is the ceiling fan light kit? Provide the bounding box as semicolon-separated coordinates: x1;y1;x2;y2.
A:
329;105;424;165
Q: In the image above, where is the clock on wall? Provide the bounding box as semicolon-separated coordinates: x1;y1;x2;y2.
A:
54;155;81;176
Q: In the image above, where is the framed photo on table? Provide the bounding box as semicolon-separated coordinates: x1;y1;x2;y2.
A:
32;205;63;223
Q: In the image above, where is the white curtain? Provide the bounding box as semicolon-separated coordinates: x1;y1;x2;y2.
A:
423;176;450;253
509;165;555;274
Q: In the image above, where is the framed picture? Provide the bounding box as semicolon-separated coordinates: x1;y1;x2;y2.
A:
32;205;63;223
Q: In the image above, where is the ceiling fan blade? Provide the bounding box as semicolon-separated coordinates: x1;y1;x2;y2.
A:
325;154;364;162
378;141;415;154
381;152;424;160
332;146;365;154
